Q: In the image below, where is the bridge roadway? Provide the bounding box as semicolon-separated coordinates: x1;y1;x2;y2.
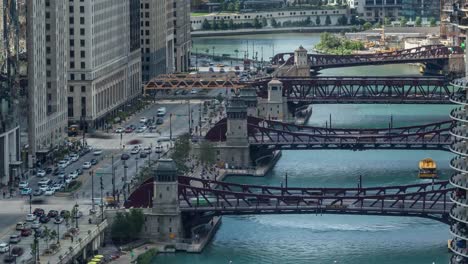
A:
271;45;463;70
177;176;454;223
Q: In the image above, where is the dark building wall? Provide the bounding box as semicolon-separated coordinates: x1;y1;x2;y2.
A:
130;0;141;52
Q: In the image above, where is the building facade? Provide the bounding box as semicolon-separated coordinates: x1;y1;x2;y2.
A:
174;0;191;72
348;0;402;22
67;0;141;128
27;0;68;155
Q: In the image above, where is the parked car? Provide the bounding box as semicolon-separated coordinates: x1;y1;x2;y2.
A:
18;181;28;188
76;168;83;175
82;161;92;169
31;221;41;230
33;208;44;217
139;117;148;123
125;126;133;133
0;243;9;253
143;146;152;154
11;247;23;257
36;169;46;177
34;228;46;238
156;118;164;125
93;149;103;156
115;127;124;133
57;160;67;168
39;216;50;223
47;210;59;218
32;189;43;196
20;188;32;196
20;228;32;237
140;152;148;158
38;185;48;192
25;214;36;222
9;234;20;244
191;89;198;94
68;171;78;179
45;167;53;174
54;217;64;224
15;222;25;231
136;126;147;133
44;188;55;196
90;159;98;165
130;146;140;154
52;184;64;192
60;210;70;218
38;178;51;186
70;154;79;162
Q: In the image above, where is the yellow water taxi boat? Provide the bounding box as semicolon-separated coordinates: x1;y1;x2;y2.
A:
418;158;437;179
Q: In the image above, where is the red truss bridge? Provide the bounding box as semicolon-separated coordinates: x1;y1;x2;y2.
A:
271;45;463;70
205;116;453;151
126;176;455;224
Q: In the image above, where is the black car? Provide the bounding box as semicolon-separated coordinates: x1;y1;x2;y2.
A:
45;168;53;174
121;153;130;161
76;168;83;175
47;210;58;218
33;208;45;217
181;90;188;95
156;118;164;125
139;152;147;158
39;215;50;223
90;159;98;165
53;168;60;176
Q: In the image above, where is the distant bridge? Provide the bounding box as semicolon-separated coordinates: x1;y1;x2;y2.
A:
126;176;454;224
205;116;453;151
271;45;463;71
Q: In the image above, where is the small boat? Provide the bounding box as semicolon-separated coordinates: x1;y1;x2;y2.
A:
418;158;437;179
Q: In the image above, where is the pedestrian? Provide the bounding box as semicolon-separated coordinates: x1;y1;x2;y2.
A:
2;192;5;199
71;236;74;243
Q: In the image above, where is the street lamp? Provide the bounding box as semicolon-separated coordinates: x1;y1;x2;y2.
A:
169;113;173;140
56;222;60;245
74;202;79;229
135;157;139;176
29;194;32;214
90;170;95;212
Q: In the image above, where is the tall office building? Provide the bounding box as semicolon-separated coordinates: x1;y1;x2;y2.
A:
174;0;191;72
26;0;68;157
401;0;440;20
140;0;191;83
67;0;141;128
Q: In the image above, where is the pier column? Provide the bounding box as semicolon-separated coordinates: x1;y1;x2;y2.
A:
143;159;184;243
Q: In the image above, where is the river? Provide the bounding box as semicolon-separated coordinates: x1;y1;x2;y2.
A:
154;33;453;264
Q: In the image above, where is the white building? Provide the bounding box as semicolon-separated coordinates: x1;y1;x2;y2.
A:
347;0;402;22
27;0;68;156
67;0;141;128
191;8;348;30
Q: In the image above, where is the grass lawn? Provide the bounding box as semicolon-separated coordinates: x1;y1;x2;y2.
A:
191;12;210;17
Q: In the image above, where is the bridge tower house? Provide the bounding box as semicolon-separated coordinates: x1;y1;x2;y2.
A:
239;88;258;117
142;159;184;243
257;79;292;121
215;96;251;168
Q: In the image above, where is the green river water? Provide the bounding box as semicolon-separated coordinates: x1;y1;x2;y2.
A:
154;33;454;264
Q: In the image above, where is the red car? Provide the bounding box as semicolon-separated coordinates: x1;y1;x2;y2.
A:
125;127;133;133
20;228;32;237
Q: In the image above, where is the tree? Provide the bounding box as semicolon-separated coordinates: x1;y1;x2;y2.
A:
171;134;191;174
384;17;391;26
199;141;216;166
227;2;235;11
262;17;268;27
337;15;347;25
212;20;219;30
111;209;145;244
325;15;331;26
316;16;321;25
415;16;422;27
228;19;235;29
202;19;211;30
219;18;227;30
363;21;372;30
234;0;241;11
253;17;262;28
399;17;407;26
374;22;381;28
429;17;436;27
43;226;51;248
305;16;312;25
350;15;357;25
271;18;278;28
50;230;58;245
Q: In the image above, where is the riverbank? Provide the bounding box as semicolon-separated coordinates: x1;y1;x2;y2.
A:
192;25;354;37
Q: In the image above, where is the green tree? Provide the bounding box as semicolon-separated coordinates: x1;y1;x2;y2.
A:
429;17;437;27
228;19;235;29
227;2;235;11
262;17;268;27
325;15;331;25
43;226;51;248
316;16;321;25
253;17;262;28
374;22;381;28
305;16;312;25
199;141;216;166
399;16;407;26
363;21;372;30
234;0;241;12
212;20;219;30
350;15;357;25
111;209;145;244
337;15;347;25
415;16;422;27
219;18;227;30
171;134;191;174
202;19;211;30
271;18;278;28
50;230;58;244
384;17;391;26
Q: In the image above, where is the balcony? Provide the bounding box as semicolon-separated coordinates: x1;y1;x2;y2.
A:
450;156;468;173
450;92;468;105
451;222;468;241
451;125;468;139
451;173;468;189
451;107;468;123
450;141;468;156
451;206;468;224
451;191;468;206
450;238;468;260
451;77;468;89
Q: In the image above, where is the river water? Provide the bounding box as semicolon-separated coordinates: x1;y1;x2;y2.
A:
154;33;454;264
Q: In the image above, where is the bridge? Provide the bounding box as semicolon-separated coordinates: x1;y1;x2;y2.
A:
205;116;453;151
126;175;455;224
271;45;463;71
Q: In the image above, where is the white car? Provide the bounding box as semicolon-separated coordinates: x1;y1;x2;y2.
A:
155;145;163;153
82;161;92;169
52;183;64;191
139;117;148;123
36;170;46;177
58;160;67;168
0;243;9;253
26;213;36;222
144;146;152;154
38;178;50;186
93;149;103;156
136;126;147;133
44;188;55;196
115;127;124;133
68;171;78;179
70;154;79;162
64;177;72;184
31;221;41;229
130;147;140;154
39;184;48;192
18;181;28;188
191;89;198;94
